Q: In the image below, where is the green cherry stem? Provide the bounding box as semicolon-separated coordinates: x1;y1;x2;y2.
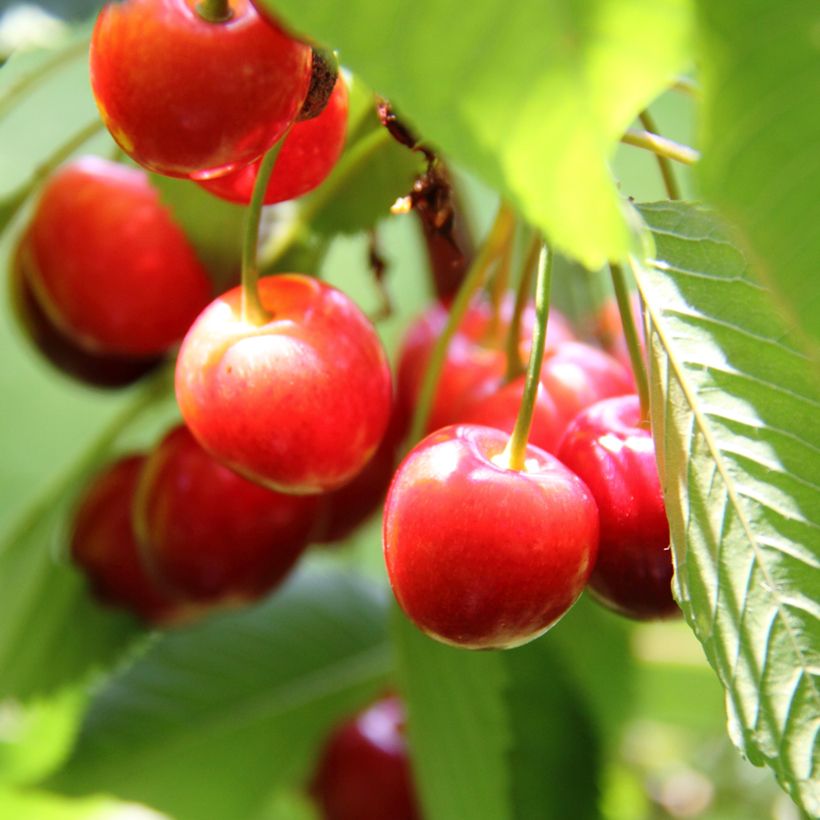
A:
408;201;516;445
503;231;541;383
610;261;650;424
620;129;699;166
485;220;515;343
240;132;290;325
637;110;680;200
196;0;233;23
500;239;552;472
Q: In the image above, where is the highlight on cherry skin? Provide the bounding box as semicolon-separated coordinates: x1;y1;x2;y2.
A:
383;424;599;650
197;74;349;205
310;695;421;820
9;233;161;389
557;394;678;620
22;156;213;357
89;0;312;179
175;274;393;495
69;455;181;626
134;424;319;607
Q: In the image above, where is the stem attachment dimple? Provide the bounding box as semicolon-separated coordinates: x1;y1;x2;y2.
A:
408;202;516;445
609;262;650;425
240;132;290;325
196;0;233;23
501;240;552;472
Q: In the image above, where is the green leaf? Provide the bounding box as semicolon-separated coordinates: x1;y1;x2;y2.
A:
393;601;607;820
49;568;392;820
635;201;820;815
150;175;244;294
0;372;175;701
695;0;820;370
264;0;693;269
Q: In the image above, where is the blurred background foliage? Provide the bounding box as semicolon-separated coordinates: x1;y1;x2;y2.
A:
0;2;802;820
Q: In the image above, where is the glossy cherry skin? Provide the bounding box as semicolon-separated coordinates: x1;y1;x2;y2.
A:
134;425;318;605
540;341;634;431
70;456;179;625
175;275;393;494
90;0;312;178
557;395;677;620
24;157;213;357
384;425;599;649
311;696;420;820
10;234;162;388
396;296;574;435
462;377;565;454
197;76;348;204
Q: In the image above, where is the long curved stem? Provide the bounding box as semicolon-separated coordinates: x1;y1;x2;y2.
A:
500;241;552;472
610;262;650;424
240;134;289;324
504;231;540;383
620;129;699;165
638;110;680;200
408;202;515;444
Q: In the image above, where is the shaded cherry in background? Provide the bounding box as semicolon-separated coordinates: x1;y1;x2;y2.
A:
197;76;349;205
396;295;574;436
134;425;318;606
24;157;213;357
70;455;179;625
311;695;420;820
593;292;645;376
90;0;312;179
384;424;599;649
175;275;392;495
557;394;677;620
9;234;161;388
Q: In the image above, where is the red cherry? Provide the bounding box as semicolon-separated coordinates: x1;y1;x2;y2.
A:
70;456;179;625
593;293;645;375
396;296;574;435
90;0;312;178
557;395;676;620
311;696;420;820
462;376;565;454
175;275;393;494
197;76;348;204
10;233;162;388
134;425;318;605
384;425;599;649
24;157;213;357
540;341;634;430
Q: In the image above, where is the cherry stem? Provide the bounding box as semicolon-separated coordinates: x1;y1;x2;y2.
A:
504;231;540;383
501;240;552;472
485;221;514;343
672;76;698;96
408;201;516;444
196;0;233;23
240;132;289;325
638;110;680;200
620;129;699;166
610;262;650;424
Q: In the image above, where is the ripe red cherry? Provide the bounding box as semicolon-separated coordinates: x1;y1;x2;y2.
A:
175;275;393;494
540;341;634;430
70;456;179;625
311;696;420;820
134;425;318;605
396;296;574;435
462;376;565;454
24;157;213;357
197;76;349;205
384;425;599;649
90;0;312;178
10;234;161;388
557;395;677;620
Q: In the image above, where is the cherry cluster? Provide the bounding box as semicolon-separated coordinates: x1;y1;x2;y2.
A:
10;0;679;811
